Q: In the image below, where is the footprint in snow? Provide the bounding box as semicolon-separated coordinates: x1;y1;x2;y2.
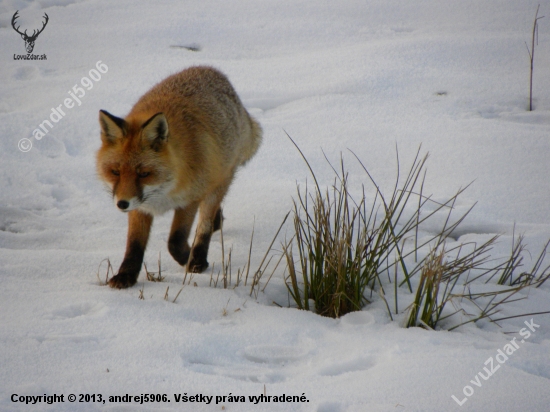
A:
13;66;40;81
186;357;286;383
183;344;310;382
0;207;43;234
319;356;375;377
46;301;107;320
30;334;101;345
243;344;309;365
339;311;375;326
33;135;66;158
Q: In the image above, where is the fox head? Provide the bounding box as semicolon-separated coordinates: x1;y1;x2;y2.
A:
96;110;175;215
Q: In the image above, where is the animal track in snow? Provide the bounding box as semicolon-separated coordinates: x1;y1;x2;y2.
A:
183;344;310;383
34;135;67;158
339;311;375;326
13;66;40;81
0;207;42;234
32;333;101;345
186;357;286;383
46;302;107;320
319;356;376;377
169;43;201;52
243;344;309;364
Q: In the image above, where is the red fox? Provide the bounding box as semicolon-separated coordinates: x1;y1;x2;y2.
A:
96;66;262;289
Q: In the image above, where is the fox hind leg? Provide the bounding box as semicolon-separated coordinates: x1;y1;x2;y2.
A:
188;186;229;273
213;207;223;232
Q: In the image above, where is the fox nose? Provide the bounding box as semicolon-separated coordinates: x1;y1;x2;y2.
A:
117;200;130;210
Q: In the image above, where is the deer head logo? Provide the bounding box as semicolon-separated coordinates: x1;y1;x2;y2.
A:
12;11;49;54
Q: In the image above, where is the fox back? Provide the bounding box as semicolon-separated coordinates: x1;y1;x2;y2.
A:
96;66;262;288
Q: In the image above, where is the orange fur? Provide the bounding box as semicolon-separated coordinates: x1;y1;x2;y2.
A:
96;66;262;288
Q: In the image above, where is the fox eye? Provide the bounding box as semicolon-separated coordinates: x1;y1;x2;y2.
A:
111;169;120;176
138;171;150;178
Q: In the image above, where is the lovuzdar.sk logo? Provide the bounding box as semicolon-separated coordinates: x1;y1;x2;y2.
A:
12;10;49;60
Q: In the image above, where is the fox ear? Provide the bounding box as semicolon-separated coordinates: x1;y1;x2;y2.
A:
99;110;127;144
141;113;169;151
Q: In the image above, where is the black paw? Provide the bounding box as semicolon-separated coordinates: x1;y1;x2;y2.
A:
187;257;209;273
168;229;191;266
108;271;138;289
169;247;190;266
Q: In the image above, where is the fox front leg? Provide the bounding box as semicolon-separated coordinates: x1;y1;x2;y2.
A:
168;202;199;267
108;210;153;289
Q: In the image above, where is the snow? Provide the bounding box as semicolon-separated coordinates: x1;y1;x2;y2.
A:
1;0;550;410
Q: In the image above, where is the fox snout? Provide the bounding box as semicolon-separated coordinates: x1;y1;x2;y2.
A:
110;178;175;215
117;200;130;210
113;188;142;212
116;198;138;211
104;171;143;212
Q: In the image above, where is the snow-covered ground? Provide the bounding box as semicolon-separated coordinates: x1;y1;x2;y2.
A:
1;0;550;410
